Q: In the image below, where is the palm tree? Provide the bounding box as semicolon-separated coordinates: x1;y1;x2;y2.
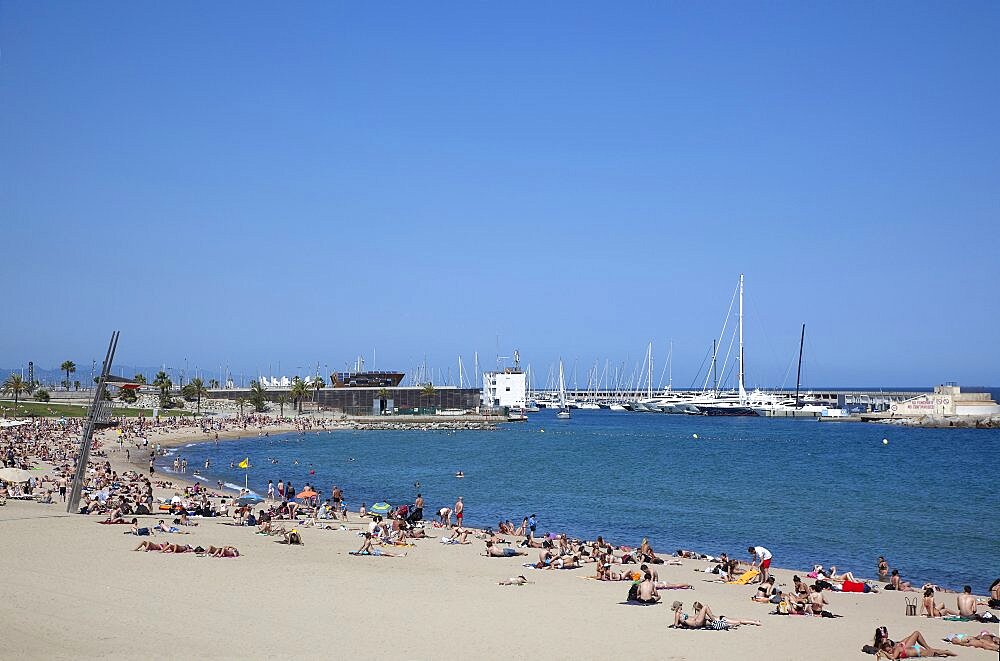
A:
311;376;325;403
420;383;437;412
276;394;289;417
60;361;76;391
133;373;147;385
208;378;220;389
249;380;267;413
2;374;30;403
188;377;208;414
235;397;248;418
153;371;172;408
73;380;81;391
289;377;310;413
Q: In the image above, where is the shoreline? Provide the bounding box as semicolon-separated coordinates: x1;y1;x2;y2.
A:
3;421;997;659
136;426;987;594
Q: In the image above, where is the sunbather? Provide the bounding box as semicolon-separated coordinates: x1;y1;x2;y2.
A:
485;540;526;557
205;545;240;557
873;627;956;659
352;532;405;557
921;587;958;617
499;575;531;585
944;632;999;652
134;541;167;552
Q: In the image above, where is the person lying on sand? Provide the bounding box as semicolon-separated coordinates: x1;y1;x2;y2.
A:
134;541;167;552
485;540;527;558
671;601;761;629
204;545;240;558
281;529;303;545
943;632;999;652
873;627;956;659
499;575;531;585
828;566;859;583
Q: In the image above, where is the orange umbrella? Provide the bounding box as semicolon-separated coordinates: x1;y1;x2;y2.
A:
296;489;319;500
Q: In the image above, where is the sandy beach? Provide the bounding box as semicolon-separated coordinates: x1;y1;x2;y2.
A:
1;422;997;661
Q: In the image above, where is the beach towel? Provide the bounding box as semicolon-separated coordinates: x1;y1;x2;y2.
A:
841;580;865;592
728;569;759;585
619;600;661;606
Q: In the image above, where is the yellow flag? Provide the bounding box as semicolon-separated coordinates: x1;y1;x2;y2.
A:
238;458;249;469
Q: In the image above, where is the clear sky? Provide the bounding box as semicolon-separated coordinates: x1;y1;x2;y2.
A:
2;1;997;388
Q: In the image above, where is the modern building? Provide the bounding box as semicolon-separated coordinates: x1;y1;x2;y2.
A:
482;368;526;410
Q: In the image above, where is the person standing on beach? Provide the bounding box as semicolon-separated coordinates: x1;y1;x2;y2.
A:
57;476;67;502
748;545;772;584
332;485;343;518
277;480;284;500
267;480;274;501
411;493;424;523
455;497;464;527
149;458;155;476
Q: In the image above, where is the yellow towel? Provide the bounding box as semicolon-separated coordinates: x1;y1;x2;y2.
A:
728;568;759;585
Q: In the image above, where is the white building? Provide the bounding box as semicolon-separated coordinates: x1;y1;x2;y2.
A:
890;384;1000;417
482;369;526;410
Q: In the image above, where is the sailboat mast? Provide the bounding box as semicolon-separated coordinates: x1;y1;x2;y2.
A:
667;340;673;391
712;339;718;393
458;355;464;389
795;323;805;408
738;273;746;403
646;342;653;399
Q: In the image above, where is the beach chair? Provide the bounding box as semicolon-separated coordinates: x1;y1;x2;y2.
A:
728;568;760;585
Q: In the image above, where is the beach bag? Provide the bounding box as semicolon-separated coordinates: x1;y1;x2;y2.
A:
776;600;789;615
904;597;917;616
626;583;639;602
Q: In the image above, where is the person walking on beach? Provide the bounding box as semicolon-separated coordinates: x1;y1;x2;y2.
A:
748;545;772;584
267;480;275;501
277;480;284;500
455;497;464;527
57;476;67;502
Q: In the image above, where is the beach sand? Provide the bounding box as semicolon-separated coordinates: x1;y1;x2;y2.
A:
1;427;995;660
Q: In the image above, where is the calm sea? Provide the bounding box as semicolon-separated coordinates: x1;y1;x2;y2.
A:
167;408;1000;593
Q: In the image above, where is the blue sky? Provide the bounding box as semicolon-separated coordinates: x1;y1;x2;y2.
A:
2;2;997;388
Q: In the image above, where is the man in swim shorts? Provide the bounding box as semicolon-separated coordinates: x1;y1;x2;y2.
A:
455;496;463;527
749;545;772;584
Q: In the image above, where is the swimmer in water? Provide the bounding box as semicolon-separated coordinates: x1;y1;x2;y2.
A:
455;471;464;478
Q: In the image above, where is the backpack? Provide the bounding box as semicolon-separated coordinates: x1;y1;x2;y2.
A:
626;583;639;602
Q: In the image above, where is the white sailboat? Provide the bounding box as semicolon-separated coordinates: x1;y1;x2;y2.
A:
556;359;571;419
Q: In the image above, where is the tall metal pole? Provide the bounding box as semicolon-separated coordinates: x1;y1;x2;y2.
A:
738;273;746;402
712;339;718;394
795;323;805;409
67;331;119;514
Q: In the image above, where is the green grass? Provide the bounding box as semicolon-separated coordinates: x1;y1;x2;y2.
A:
0;400;194;418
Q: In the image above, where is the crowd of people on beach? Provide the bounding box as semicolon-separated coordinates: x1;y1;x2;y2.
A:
3;411;999;655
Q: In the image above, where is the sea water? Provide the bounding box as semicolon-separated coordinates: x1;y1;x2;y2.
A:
167;410;1000;592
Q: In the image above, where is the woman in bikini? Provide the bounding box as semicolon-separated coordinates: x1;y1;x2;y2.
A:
874;627;956;659
920;587;958;617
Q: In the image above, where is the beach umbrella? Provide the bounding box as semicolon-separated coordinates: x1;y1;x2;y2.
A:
0;467;32;482
236;493;263;506
296;489;318;500
370;502;391;516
